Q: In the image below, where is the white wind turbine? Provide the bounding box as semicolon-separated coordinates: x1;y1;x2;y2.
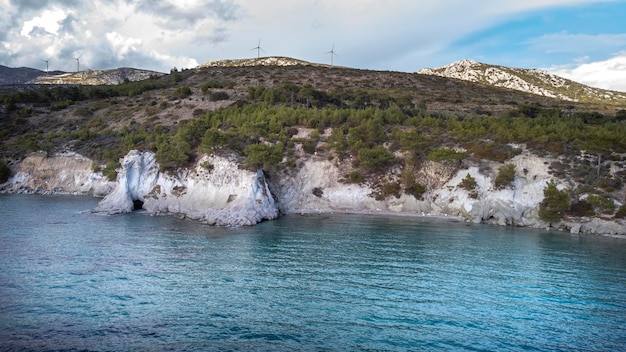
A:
251;39;264;59
326;44;338;66
40;57;51;75
74;54;83;72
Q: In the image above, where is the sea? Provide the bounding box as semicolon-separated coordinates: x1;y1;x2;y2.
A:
0;194;625;351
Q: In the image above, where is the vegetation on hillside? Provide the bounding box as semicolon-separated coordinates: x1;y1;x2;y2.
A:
1;64;625;222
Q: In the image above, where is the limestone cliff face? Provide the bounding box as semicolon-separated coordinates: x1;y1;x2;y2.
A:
270;153;624;236
94;151;279;226
2;149;624;234
433;152;550;227
0;151;113;196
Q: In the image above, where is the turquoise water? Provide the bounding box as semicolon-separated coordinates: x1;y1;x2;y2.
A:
0;194;625;351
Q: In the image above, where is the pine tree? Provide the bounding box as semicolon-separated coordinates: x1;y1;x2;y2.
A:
538;180;570;223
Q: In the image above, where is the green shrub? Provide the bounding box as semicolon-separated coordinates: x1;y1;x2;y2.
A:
173;86;192;99
155;136;190;169
615;204;626;218
381;181;401;199
428;147;466;163
346;171;364;184
201;80;229;93
495;164;516;190
401;170;426;199
586;194;616;214
209;91;230;101
538;180;570;223
459;173;477;190
301;139;317;154
0;159;10;183
101;161;119;181
244;142;283;171
199;129;227;152
357;146;396;171
459;173;479;198
50;99;72;111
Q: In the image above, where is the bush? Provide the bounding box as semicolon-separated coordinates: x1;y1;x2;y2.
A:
173;86;192;99
538;180;570;223
459;173;477;190
346;171;364;184
244;142;283;170
301;139;317;154
201;80;228;93
495;164;516;190
586;194;616;214
615;204;626;218
101;161;119;181
0;159;10;183
400;169;426;199
357;145;396;171
209;91;230;101
155;136;190;169
459;173;479;198
428;147;466;163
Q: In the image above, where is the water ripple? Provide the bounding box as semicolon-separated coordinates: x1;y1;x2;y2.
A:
0;195;625;351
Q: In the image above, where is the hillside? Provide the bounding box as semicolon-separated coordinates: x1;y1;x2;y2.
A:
1;57;625;232
418;59;626;104
198;56;316;68
29;67;165;85
0;65;65;85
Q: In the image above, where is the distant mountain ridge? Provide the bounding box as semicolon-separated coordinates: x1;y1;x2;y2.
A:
0;65;64;85
418;59;626;103
0;65;164;85
198;56;321;68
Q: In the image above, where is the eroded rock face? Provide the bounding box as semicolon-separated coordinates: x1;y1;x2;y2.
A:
270;154;625;236
3;149;624;234
94;151;279;226
0;151;113;196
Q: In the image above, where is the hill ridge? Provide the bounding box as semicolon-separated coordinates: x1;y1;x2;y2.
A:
418;59;626;103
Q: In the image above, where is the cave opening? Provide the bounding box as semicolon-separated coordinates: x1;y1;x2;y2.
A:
132;199;144;211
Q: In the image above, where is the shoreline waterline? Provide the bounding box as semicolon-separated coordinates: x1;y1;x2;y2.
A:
1;192;624;238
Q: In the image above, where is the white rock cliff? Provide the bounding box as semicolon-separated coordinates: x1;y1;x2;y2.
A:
2;149;624;235
94;151;279;226
1;151;113;196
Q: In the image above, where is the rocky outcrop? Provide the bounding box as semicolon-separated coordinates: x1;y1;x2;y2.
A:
94;151;279;226
0;151;113;196
2;149;624;234
418;59;626;103
270;152;624;236
198;56;312;68
29;68;164;85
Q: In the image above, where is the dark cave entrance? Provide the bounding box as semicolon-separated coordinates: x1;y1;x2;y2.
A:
132;199;144;211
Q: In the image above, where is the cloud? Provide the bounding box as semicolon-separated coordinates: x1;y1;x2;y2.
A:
549;53;626;92
20;7;68;37
1;0;624;77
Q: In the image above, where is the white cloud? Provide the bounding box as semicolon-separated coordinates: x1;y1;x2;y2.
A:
1;0;623;75
20;8;68;38
549;53;626;92
106;32;143;59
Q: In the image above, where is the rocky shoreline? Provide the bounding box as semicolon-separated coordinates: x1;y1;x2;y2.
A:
1;150;624;236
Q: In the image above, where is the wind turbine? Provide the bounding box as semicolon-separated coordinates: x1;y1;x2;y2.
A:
326;44;338;66
40;57;50;75
251;39;264;59
74;54;82;72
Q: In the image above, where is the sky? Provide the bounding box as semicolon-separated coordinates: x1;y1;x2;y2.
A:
1;0;626;91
